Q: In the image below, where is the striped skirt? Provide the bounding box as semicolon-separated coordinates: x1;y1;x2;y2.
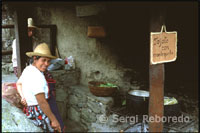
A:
25;105;54;132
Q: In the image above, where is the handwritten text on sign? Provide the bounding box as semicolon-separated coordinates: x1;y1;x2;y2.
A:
150;31;177;64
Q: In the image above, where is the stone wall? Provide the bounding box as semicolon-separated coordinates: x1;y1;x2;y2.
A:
2;4;15;75
67;85;114;131
50;69;132;132
49;69;80;122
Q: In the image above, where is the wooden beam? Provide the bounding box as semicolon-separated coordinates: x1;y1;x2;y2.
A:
2;25;14;28
148;14;165;132
49;25;56;56
2;50;12;55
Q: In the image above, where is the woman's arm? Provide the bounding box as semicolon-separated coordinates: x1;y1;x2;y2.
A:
35;93;61;132
16;81;27;106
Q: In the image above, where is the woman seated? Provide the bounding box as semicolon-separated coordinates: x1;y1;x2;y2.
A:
16;43;64;132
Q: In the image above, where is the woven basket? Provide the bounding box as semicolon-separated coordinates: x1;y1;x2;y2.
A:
88;81;117;97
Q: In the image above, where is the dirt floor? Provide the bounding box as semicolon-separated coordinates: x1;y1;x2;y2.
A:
64;119;86;132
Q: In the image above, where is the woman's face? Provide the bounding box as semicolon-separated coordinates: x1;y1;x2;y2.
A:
33;57;51;72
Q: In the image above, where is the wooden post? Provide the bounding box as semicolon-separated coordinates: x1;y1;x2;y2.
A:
50;25;56;56
149;14;165;132
13;8;30;78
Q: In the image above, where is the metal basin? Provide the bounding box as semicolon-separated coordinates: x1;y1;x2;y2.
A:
126;90;180;116
128;90;149;97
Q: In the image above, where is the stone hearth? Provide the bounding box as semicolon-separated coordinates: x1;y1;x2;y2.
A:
50;69;198;132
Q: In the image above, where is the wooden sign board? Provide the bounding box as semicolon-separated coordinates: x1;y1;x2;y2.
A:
150;30;177;65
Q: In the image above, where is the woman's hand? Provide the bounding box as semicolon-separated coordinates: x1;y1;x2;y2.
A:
16;81;27;106
21;97;27;106
36;93;61;132
51;119;61;132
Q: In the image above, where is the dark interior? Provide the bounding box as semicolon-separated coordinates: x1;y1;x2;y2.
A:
102;2;198;99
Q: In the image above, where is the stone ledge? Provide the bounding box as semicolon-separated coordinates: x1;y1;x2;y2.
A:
66;85;114;131
2;99;43;132
69;85;114;105
49;69;80;88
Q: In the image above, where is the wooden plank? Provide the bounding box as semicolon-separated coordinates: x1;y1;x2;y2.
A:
148;13;165;132
87;26;106;38
2;25;14;28
2;50;12;55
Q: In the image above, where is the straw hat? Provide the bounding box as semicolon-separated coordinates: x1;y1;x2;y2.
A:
26;43;57;59
28;18;38;29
